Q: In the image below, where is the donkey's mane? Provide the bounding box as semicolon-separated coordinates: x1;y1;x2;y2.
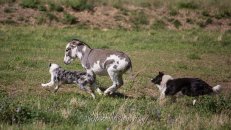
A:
71;39;91;49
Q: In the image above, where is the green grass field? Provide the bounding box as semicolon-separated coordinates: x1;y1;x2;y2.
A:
0;25;231;129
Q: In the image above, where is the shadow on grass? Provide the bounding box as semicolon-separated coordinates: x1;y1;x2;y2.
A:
99;87;131;99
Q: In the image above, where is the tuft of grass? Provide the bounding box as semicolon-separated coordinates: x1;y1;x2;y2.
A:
130;11;149;29
177;1;198;9
48;2;64;12
37;4;47;11
62;13;77;24
152;19;166;30
168;18;181;28
169;9;178;16
67;0;94;11
20;0;40;9
4;7;15;13
187;53;201;60
0;19;17;25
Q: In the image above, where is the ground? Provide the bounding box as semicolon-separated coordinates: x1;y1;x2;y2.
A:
0;0;231;129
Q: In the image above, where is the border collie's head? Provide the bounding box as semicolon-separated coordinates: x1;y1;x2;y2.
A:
49;63;60;73
151;72;164;85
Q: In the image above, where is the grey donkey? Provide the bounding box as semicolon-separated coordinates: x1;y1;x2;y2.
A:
63;39;132;95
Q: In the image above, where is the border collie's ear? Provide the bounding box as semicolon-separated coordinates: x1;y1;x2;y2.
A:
49;63;51;67
159;71;164;75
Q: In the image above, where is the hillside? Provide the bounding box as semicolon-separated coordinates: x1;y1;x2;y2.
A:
0;0;231;31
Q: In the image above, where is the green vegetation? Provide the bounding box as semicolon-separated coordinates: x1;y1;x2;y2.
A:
0;25;231;129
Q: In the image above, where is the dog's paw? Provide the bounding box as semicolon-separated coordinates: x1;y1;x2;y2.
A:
41;83;46;87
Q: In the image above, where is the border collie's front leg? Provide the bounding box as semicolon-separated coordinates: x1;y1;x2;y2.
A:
79;84;96;99
159;92;166;100
91;82;103;95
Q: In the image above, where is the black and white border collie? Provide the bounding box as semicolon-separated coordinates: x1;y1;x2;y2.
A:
151;72;221;101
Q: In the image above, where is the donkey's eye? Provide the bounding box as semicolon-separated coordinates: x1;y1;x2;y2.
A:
66;48;70;51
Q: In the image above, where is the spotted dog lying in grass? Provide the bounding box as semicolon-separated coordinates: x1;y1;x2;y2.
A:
151;72;221;104
41;63;96;99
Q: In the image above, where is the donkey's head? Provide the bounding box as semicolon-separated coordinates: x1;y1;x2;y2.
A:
64;39;91;65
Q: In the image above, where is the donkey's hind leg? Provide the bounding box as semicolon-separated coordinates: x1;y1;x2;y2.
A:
104;70;123;95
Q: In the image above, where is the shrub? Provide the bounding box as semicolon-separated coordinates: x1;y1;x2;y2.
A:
194;95;231;115
46;13;59;22
220;31;231;46
68;0;94;11
20;0;40;9
186;18;193;24
130;11;149;29
178;1;198;9
49;3;64;12
152;20;166;30
169;9;178;16
187;53;201;60
38;5;47;11
63;13;77;24
0;98;34;124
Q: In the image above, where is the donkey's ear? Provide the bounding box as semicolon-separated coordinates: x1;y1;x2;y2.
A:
159;71;164;75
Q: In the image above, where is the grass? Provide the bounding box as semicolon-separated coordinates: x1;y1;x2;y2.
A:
0;25;231;129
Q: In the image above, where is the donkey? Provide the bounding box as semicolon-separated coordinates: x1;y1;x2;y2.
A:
64;39;132;95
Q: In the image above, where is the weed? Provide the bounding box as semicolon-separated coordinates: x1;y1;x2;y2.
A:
178;1;198;9
20;0;40;9
130;10;149;29
186;18;193;24
4;7;15;13
0;19;17;25
49;2;64;12
187;53;201;60
202;11;210;17
168;18;181;28
215;10;231;19
169;9;178;16
152;19;166;30
220;32;231;46
37;5;46;12
67;0;94;11
63;13;77;24
46;12;58;22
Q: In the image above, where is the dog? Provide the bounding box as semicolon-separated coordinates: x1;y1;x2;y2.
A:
151;72;221;103
41;63;96;99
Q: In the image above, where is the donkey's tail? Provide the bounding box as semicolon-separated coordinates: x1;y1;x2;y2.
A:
212;85;221;93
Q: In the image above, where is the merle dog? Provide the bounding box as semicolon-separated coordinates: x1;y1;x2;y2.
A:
151;72;221;101
41;63;96;99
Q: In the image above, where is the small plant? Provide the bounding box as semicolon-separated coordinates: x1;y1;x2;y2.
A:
46;13;58;22
202;11;210;17
20;0;40;9
167;18;181;28
152;19;166;30
186;18;193;24
37;5;47;11
215;10;231;19
63;13;77;24
220;31;231;46
4;7;15;13
68;0;94;11
49;3;64;12
169;9;178;16
178;1;198;9
187;53;201;60
130;10;149;29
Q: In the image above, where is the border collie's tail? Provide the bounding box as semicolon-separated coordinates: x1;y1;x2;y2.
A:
212;85;221;93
